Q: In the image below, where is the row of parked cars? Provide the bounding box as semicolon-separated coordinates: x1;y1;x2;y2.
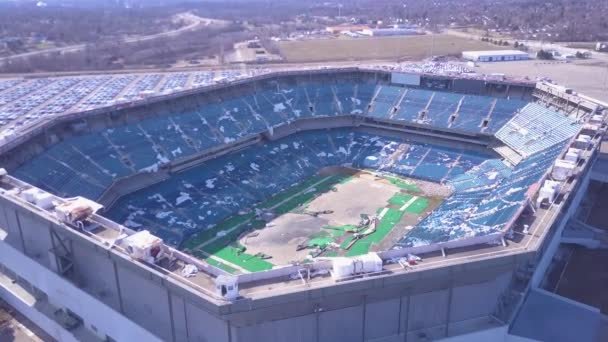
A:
0;69;268;138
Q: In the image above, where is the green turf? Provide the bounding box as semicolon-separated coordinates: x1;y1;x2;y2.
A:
346;208;404;257
187;249;240;274
258;175;326;209
208;245;274;272
386;176;421;192
323;224;357;237
388;193;414;206
181;212;255;250
308;237;334;248
404;197;429;214
204;258;238;274
340;235;354;249
338;175;354;184
272;174;351;215
346;240;372;256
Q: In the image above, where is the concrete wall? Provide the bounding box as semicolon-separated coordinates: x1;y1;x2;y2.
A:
530;160;592;288
0;275;81;342
228;268;514;342
0;238;162;342
0;191;526;342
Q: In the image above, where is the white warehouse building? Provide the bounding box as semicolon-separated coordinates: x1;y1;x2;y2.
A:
462;50;530;62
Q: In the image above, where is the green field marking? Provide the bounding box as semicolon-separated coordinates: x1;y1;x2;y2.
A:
258;175;326;209
404;197;429;214
272;174;351;214
181;212;255;250
308;237;334;248
388;193;414;207
386;176;421;193
340;235;354;249
322;224;357;237
309;231;330;239
328;229;347;238
346;240;372;257
204;258;238;274
204;245;274;273
338;175;354;184
189;249;240;274
346;208;405;257
308;231;334;248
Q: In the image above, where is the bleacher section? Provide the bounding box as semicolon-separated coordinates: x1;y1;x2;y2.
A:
397;141;569;248
425;92;463;128
495;103;582;157
13;78;562;250
102;129;493;246
450;95;494;131
368;86;404;118
394;89;433;123
486;99;529;133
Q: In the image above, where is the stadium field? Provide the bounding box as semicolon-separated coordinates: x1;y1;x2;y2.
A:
183;167;445;272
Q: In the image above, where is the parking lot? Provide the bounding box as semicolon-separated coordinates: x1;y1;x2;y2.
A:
0;69;264;141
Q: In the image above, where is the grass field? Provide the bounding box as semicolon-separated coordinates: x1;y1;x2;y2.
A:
277;34;501;62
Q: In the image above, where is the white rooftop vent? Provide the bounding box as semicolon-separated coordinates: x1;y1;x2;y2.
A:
55;197;103;225
215;274;239;301
34;192;54;210
536;180;561;208
121;230;165;264
21;188;40;203
570;135;591;150
332;253;383;280
582;123;599;133
565;148;581;163
590;114;603;124
552;159;576;181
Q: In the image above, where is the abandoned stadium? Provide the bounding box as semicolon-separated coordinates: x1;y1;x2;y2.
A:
0;67;605;342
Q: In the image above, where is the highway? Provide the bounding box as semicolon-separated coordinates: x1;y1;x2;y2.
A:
0;13;226;64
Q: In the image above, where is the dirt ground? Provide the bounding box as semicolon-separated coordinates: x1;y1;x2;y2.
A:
277;34;501;63
240;169;449;264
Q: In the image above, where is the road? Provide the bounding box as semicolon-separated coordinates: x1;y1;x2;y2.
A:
0;13;227;63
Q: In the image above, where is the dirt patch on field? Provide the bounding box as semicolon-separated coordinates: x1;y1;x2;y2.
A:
240;167;450;264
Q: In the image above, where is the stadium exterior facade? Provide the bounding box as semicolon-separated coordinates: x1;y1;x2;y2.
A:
0;67;604;342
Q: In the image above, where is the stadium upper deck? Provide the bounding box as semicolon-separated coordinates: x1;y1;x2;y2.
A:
5;69;583;267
